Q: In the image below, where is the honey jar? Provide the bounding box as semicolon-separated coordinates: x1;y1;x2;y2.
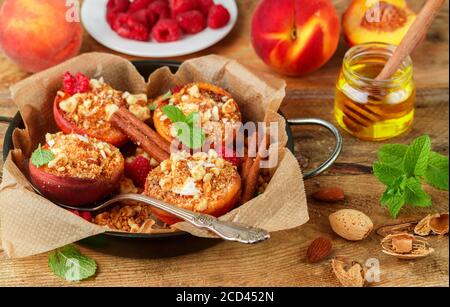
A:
335;42;416;141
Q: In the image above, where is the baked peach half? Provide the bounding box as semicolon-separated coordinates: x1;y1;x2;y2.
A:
152;83;242;146
29;132;124;206
144;149;241;225
342;0;416;46
54;72;151;147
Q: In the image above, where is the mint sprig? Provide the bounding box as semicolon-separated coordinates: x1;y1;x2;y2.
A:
424;151;449;190
373;135;449;218
149;90;173;111
31;144;54;167
162;105;206;149
48;245;97;282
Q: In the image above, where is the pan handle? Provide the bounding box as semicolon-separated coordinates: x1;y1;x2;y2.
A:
0;90;14;124
287;118;343;179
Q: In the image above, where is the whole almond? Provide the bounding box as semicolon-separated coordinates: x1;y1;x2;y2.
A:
329;209;373;241
312;188;345;203
307;237;333;263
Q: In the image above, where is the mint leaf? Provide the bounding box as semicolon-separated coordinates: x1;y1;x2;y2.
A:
403;135;431;177
160;90;172;101
404;177;432;207
148;102;157;111
31;144;55;167
185;112;199;126
424;151;449;190
378;144;408;169
162;105;186;123
173;121;189;137
374;135;448;218
164;106;206;150
48;245;96;282
373;161;404;186
381;186;405;218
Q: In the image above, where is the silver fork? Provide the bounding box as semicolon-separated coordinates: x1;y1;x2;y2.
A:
33;188;270;244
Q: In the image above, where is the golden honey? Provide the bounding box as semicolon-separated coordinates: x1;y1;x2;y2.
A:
335;43;416;141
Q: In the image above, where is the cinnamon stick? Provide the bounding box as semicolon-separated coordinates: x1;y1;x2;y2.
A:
376;0;446;80
241;133;269;203
241;156;254;181
117;107;171;153
241;155;262;204
241;132;258;181
111;107;170;162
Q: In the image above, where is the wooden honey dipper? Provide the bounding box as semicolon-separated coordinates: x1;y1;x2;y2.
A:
376;0;446;80
342;0;446;133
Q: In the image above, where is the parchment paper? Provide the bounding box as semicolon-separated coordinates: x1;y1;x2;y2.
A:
0;53;308;258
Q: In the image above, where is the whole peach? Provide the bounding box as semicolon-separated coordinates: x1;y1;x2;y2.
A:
251;0;340;76
0;0;83;73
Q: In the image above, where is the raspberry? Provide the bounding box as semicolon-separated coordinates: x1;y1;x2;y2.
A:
197;0;213;16
125;155;153;188
219;146;241;167
75;72;90;93
107;0;130;12
62;72;90;95
130;9;149;27
63;72;76;95
113;13;150;41
207;4;230;29
151;19;182;42
171;85;183;93
107;10;119;26
170;0;198;17
68;210;92;222
106;0;130;26
176;10;206;34
80;211;93;222
129;0;152;12
147;0;171;21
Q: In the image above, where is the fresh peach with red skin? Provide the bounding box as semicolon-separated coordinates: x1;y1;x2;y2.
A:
251;0;340;76
0;0;83;73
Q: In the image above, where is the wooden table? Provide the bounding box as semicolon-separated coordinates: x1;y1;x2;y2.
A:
0;0;448;287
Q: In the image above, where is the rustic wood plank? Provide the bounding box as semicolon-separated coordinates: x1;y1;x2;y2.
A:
0;0;448;287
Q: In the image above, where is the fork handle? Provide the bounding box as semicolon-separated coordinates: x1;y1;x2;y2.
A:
101;194;270;244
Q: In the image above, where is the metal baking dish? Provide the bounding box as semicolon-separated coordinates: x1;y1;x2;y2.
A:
1;60;342;243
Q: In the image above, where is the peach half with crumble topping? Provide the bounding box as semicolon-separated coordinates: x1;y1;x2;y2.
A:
54;73;151;147
152;83;242;146
29;132;124;206
144;149;241;225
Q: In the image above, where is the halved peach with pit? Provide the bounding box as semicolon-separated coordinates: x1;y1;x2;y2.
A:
343;0;416;46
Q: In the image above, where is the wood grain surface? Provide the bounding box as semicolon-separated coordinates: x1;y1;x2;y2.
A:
0;0;448;287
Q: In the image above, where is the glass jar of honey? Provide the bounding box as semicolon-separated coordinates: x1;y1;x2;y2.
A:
335;42;416;141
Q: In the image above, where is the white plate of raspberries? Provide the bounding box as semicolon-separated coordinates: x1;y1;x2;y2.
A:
81;0;238;57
